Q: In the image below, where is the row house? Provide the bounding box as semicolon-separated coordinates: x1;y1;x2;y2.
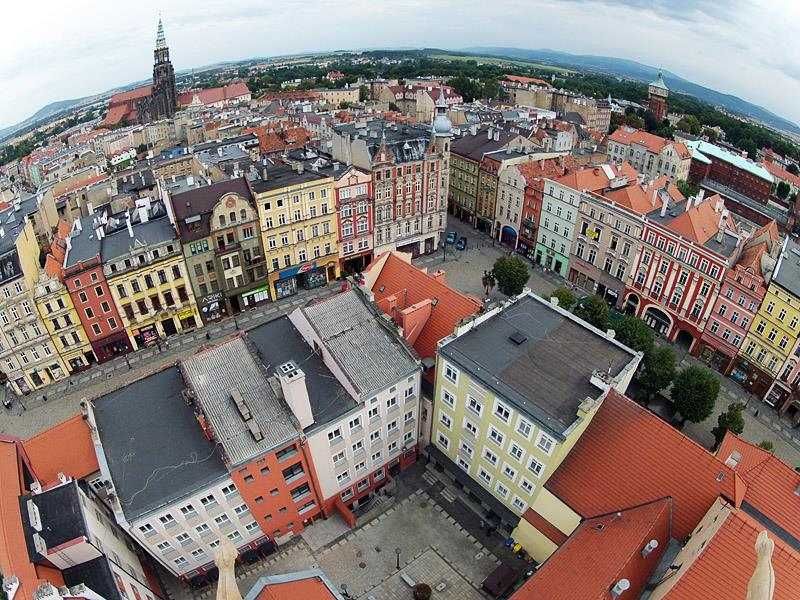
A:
536;163;635;278
103;200;202;350
476;150;543;236
429;292;641;546
331;165;374;273
513;157;578;260
696;221;779;375
449;126;537;224
86;359;277;582
376;84;462;123
494;156;576;257
34;221;96;374
736;236;800;402
623;191;745;350
251;164;340;301
606;126;691;181
286;290;422;513
0;213;69;394
172;177;268;322
569;171;680;307
330;111;451;258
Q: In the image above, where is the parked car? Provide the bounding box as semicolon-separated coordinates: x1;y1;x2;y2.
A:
456;236;467;251
446;230;458;244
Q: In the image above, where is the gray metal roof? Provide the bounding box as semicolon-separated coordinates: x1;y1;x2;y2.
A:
92;367;228;522
440;293;635;439
247;316;357;433
773;237;800;299
181;337;299;467
301;291;419;398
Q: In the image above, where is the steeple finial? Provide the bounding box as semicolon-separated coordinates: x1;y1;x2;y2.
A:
155;17;167;50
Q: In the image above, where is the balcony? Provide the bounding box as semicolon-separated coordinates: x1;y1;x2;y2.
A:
404;393;417;404
282;464;306;485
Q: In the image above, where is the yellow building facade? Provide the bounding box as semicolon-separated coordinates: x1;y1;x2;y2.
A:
429;292;641;562
252;164;340;301
739;238;800;381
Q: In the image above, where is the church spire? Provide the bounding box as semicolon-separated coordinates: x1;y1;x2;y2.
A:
155;17;167;50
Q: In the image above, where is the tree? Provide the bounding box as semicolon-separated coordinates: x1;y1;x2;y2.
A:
615;315;655;354
609;112;625;134
739;137;758;160
777;181;791;199
136;143;147;155
758;440;775;452
388;102;400;112
624;113;644;130
672;365;720;424
550;286;576;311
788;163;800;176
492;256;530;296
358;85;370;102
637;346;676;403
702;127;718;143
643;110;659;133
676;115;702;135
711;402;745;450
574;295;609;330
676;179;699;199
450;75;483;102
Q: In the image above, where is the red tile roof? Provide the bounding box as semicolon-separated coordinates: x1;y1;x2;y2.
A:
661;507;800;600
666;194;736;244
108;84;152;105
546;390;743;540
253;574;337;600
178;81;250;107
554;162;637;193
369;252;482;364
521;508;569;546
101;104;131;127
513;499;672;600
22;415;99;486
503;74;551;88
609;126;689;158
0;438;64;600
762;159;800;188
717;433;800;541
515;156;579;188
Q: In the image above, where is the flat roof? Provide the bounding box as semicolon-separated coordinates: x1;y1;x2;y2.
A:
686;140;774;182
92;367;228;522
439;293;635;438
181;337;299;467
247;316;357;433
250;164;330;194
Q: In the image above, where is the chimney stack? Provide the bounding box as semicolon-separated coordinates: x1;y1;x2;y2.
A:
277;362;314;429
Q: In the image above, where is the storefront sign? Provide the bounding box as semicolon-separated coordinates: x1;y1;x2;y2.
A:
177;308;195;320
201;291;224;306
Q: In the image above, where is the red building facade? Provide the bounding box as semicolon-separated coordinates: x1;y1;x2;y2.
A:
63;258;132;362
623;194;743;351
334;166;374;273
688;142;774;204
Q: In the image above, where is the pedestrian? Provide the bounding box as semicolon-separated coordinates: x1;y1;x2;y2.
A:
42;395;47;403
205;331;211;341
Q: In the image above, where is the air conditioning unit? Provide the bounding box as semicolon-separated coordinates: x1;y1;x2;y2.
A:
30;481;42;495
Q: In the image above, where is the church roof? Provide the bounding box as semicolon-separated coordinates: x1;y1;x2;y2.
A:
650;71;668;91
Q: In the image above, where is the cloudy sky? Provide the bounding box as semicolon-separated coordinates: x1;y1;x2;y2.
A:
1;0;798;127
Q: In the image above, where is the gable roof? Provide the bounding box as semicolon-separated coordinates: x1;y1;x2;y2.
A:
717;433;800;544
22;415;99;486
608;126;689;158
369;252;482;364
762;159;800;188
512;499;672;600
554;162;637;193
515;156;579;188
665;194;735;244
247;570;342;600
170;177;253;242
660;507;800;600
177;81;250;107
546;390;743;540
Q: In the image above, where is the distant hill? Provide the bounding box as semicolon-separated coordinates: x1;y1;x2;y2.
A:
461;47;800;135
0;97;92;142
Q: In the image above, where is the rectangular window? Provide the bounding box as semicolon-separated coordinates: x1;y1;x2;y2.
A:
488;427;504;447
441;390;455;408
528;457;544;478
443;362;458;384
536;433;555;455
493;401;511;423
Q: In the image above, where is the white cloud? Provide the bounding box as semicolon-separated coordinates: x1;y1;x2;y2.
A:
0;0;798;127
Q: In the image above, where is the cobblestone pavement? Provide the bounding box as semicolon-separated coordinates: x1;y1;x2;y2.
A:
187;490;497;600
0;282;342;438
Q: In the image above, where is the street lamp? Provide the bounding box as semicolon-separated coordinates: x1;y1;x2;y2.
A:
395;547;401;570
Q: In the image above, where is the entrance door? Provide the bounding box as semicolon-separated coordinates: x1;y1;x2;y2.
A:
161;317;178;337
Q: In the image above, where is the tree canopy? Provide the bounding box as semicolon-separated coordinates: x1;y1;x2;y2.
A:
672;365;720;424
637;345;676;402
492;256;530;296
574;295;609;330
550;286;577;311
711;402;745;450
615;315;655;354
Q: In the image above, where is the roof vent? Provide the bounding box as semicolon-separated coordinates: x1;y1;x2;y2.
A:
610;579;631;598
641;539;659;557
724;450;742;469
279;361;298;375
230;389;251;421
715;471;726;482
509;331;528;345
